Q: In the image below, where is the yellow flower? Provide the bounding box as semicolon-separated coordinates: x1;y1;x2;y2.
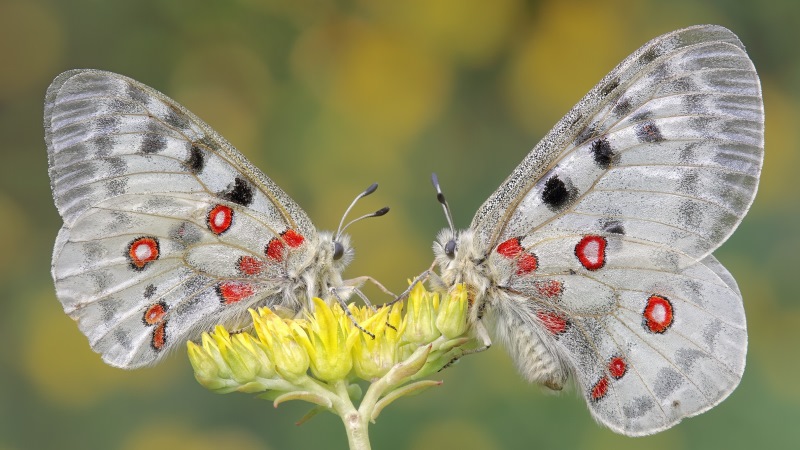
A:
251;308;310;382
294;297;359;381
188;283;477;449
436;283;469;339
351;304;404;380
403;282;441;345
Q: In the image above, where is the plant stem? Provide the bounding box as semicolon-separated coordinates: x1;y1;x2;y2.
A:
331;380;371;450
341;409;370;450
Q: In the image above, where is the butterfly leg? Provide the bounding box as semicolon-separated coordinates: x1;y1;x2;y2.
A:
440;322;493;371
351;286;378;311
329;286;376;339
344;275;397;299
385;259;438;306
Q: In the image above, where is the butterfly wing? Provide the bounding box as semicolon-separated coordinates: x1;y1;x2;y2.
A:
472;25;762;259
490;235;745;435
477;25;761;435
46;70;319;368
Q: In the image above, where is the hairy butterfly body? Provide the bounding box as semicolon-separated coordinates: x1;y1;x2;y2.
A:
46;70;383;369
432;25;762;435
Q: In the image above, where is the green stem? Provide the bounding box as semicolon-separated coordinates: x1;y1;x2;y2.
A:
332;380;371;450
341;408;371;450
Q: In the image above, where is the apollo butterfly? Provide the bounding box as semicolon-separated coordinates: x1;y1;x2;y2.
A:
430;25;762;435
45;69;387;369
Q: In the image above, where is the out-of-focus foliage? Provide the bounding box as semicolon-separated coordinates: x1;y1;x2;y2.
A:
1;0;797;449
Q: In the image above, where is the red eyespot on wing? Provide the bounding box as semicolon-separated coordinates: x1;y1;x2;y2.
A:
282;229;305;247
266;238;285;261
208;204;233;235
216;282;254;305
238;255;265;276
516;252;538;275
534;280;563;298
142;302;168;325
643;295;674;333
266;229;305;262
151;322;167;351
497;237;524;258
575;235;606;271
536;311;568;335
128;237;160;270
591;376;609;401
608;356;627;379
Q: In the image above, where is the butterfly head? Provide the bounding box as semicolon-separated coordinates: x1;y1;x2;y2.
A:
434;227;484;271
318;231;355;270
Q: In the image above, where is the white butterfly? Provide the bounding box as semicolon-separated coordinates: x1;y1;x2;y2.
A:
430;25;762;435
45;69;387;369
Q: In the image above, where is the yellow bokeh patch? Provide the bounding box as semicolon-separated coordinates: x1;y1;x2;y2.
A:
408;419;500;450
23;290;178;407
120;421;269;450
358;0;523;66
0;0;62;100
292;19;451;143
754;83;800;209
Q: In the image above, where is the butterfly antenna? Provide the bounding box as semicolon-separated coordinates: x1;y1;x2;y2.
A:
336;183;389;239
431;173;455;233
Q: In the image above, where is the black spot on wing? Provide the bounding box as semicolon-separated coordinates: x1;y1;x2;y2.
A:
590;138;614;169
220;177;254;206
95;116;119;134
678;201;702;228
635;120;664;143
106;178;127;197
677;170;700;195
94;135;114;157
144;284;157;299
622;396;655;419
600;78;619;97
575;121;598;146
169;221;203;246
106;156;127;176
141;132;168;153
639;45;662;65
601;219;625;235
185;145;205;174
127;83;150;104
197;135;223;152
165;106;191;130
612;97;632;116
653;367;683;400
542;175;573;209
630;110;653;122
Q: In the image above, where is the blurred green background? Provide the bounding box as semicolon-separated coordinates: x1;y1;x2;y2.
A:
1;0;797;449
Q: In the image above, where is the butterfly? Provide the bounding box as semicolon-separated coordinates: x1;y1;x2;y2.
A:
429;25;762;435
45;69;387;369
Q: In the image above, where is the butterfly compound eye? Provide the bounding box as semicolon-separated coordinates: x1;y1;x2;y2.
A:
333;241;345;261
445;239;456;258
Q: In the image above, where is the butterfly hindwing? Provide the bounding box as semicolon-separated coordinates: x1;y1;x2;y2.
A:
46;70;322;368
492;231;746;435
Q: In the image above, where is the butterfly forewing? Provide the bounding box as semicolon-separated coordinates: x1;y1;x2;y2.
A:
46;70;325;368
440;25;761;436
473;25;762;261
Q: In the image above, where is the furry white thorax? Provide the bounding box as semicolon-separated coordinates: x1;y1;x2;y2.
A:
433;227;570;389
